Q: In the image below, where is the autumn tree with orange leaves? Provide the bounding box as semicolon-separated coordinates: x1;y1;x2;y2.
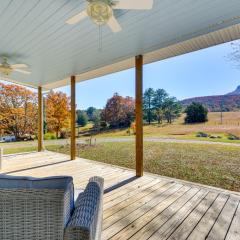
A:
45;91;71;138
102;93;135;128
0;83;38;139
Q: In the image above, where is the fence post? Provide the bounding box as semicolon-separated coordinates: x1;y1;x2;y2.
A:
0;148;3;170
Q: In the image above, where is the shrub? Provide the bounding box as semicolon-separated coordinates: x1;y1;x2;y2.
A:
209;135;217;139
196;132;209;138
100;121;107;128
60;131;69;139
44;132;57;140
185;102;208;123
228;134;240;140
76;111;88;127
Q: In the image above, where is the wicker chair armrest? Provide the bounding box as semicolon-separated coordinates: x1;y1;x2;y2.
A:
64;177;104;240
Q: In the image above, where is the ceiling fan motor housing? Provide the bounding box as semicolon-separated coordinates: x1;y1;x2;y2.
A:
87;0;113;25
0;58;12;75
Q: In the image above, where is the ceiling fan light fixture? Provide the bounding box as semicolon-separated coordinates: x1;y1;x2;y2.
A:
87;0;113;25
0;66;12;75
0;57;30;76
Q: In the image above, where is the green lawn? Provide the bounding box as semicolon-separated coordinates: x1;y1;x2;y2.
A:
2;141;239;192
47;142;240;192
3;146;37;155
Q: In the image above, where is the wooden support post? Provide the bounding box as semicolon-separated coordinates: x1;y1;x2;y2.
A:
135;55;143;177
71;76;76;160
38;86;43;152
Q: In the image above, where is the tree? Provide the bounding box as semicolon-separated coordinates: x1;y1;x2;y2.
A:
102;93;135;128
86;107;97;121
0;83;38;139
185;102;208;124
152;89;168;124
92;110;101;129
45;91;71;138
143;88;155;124
76;110;88;127
163;97;182;124
154;108;164;125
100;108;108;127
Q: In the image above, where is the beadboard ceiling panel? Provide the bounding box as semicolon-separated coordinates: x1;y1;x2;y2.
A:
0;0;240;89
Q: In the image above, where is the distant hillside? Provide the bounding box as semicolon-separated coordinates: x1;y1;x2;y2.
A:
181;86;240;112
226;85;240;96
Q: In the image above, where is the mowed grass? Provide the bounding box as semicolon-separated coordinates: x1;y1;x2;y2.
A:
95;112;240;143
47;142;240;192
3;146;37;155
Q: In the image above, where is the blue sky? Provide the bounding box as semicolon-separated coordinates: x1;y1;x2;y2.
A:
57;40;240;110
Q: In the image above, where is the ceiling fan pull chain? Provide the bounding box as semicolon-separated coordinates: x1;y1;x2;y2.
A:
98;25;103;51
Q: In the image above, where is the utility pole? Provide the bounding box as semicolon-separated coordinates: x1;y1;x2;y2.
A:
220;101;224;125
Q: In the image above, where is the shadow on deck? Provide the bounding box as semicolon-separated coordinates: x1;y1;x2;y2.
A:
0;151;239;240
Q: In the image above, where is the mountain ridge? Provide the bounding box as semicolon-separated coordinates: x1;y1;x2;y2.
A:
226;85;240;96
181;86;240;112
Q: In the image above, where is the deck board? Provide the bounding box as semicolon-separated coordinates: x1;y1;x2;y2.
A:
148;189;209;240
225;201;240;240
1;151;240;240
206;197;239;240
187;193;229;240
128;187;200;240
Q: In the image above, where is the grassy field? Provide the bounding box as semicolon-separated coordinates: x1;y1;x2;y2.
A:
3;146;37;155
47;141;240;192
93;112;240;143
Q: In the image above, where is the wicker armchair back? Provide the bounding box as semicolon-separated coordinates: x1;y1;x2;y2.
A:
0;175;104;240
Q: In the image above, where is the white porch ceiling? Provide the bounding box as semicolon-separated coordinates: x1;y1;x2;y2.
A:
0;0;240;89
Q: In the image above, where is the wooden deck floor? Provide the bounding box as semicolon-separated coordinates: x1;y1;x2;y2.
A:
1;151;240;240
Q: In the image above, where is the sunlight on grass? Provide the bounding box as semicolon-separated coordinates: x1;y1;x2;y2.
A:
3;147;37;155
93;112;240;144
47;142;240;192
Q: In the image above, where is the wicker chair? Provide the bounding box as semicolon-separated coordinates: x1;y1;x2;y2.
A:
0;175;104;240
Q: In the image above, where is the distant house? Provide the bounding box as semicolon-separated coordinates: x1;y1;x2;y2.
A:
0;136;16;142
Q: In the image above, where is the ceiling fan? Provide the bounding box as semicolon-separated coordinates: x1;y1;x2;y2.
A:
66;0;154;33
0;57;30;76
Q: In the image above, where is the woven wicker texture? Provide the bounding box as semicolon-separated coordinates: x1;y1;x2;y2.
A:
0;188;72;240
0;176;103;240
64;177;104;240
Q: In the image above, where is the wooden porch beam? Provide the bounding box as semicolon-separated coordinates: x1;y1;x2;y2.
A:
71;76;76;160
135;55;143;177
38;86;43;152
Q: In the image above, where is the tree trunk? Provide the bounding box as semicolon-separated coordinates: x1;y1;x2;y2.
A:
148;101;151;125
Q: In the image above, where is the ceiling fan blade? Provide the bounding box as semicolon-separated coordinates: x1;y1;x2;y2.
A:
66;10;88;25
14;69;31;75
112;0;153;10
11;64;28;69
107;15;122;33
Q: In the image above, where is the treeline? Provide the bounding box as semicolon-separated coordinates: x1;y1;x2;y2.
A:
181;95;240;112
0;82;207;140
76;93;135;129
0;83;38;139
78;89;182;130
143;88;182;125
0;83;71;140
78;89;208;130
